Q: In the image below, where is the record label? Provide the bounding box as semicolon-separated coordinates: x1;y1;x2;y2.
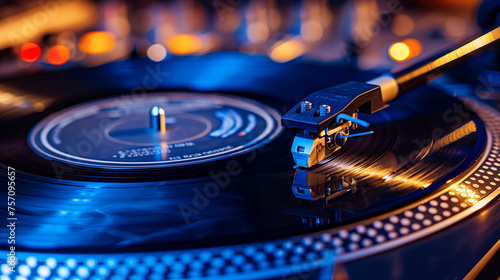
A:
28;92;282;169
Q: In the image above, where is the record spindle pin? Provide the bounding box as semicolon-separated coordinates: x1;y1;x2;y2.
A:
150;105;167;134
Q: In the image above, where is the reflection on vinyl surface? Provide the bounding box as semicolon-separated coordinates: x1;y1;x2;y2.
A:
17;84;484;252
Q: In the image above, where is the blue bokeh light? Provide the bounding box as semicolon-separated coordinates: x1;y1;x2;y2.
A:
57;266;70;278
37;265;51;278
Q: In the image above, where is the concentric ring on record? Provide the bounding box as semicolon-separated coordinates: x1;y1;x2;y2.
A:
28;92;282;169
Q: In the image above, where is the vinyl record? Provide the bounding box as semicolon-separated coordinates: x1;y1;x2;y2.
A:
1;54;499;280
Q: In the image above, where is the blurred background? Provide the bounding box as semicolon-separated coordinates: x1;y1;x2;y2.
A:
0;0;483;77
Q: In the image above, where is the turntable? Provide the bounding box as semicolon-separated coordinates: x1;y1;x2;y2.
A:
1;1;500;280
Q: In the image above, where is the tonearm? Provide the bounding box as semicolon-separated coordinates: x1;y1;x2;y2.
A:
283;26;500;168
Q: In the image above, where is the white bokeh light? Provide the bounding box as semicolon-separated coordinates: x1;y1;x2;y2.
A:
147;44;167;62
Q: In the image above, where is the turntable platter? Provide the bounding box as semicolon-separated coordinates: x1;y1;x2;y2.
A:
11;79;485;252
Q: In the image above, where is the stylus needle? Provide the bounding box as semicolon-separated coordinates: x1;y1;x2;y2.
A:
283;26;500;168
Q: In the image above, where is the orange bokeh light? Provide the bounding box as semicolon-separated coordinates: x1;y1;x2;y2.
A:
20;43;42;63
166;34;201;55
269;38;305;63
388;39;422;62
79;31;116;54
48;45;70;65
402;38;422;57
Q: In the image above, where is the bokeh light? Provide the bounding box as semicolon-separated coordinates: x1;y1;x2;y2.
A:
33;102;45;112
445;17;466;38
20;43;42;63
301;21;323;42
269;38;305;63
389;42;410;62
167;34;202;55
57;31;77;49
392;14;415;36
147;44;167;62
388;39;422;62
402;38;422;57
215;11;240;33
0;1;97;51
247;22;269;44
48;45;70;65
79;31;116;54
